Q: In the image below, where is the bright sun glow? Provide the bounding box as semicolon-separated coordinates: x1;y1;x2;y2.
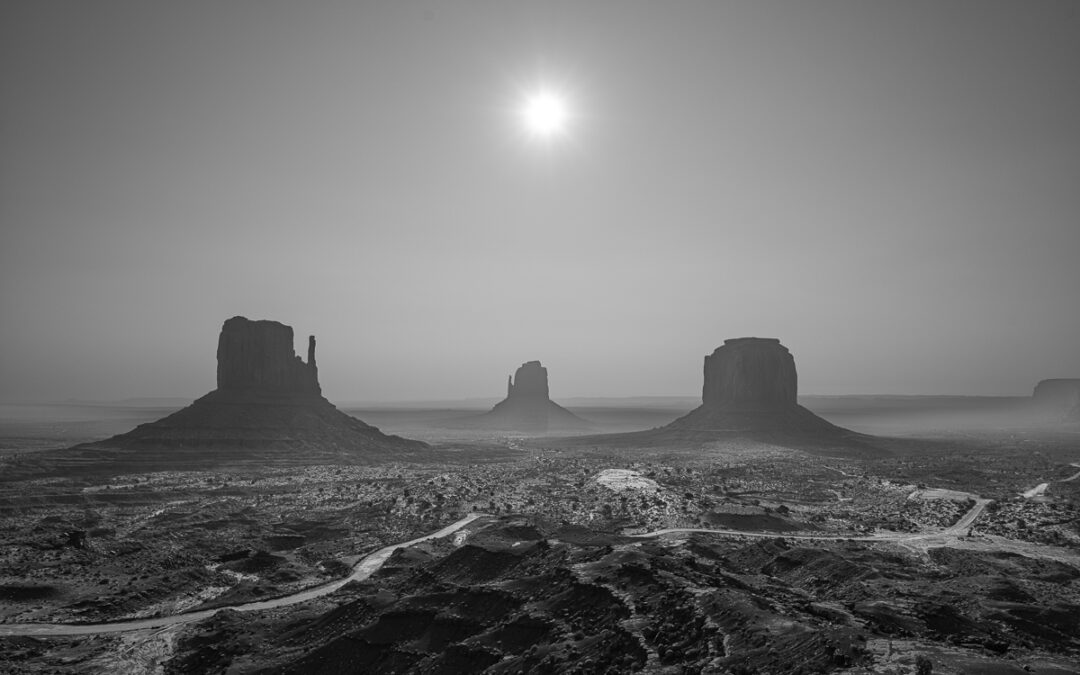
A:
520;89;569;139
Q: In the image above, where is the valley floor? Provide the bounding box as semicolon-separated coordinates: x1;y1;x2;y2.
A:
0;419;1078;673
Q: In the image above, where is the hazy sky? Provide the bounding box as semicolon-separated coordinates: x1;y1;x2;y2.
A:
2;1;1078;403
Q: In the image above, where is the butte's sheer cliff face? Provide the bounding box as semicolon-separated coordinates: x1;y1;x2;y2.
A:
215;317;320;396
78;317;425;464
453;361;591;433
505;361;550;401
701;338;797;411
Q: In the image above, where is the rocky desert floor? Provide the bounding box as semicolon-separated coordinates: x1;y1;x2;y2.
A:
0;401;1078;674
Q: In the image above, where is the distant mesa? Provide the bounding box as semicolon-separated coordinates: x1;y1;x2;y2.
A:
1031;379;1080;423
450;361;592;433
75;316;425;463
567;337;871;454
507;361;550;400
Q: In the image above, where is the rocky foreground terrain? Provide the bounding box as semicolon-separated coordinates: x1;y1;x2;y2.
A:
1;430;1078;674
158;513;1080;675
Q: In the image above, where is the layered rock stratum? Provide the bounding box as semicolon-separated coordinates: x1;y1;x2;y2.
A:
72;316;425;467
1032;379;1080;423
451;361;591;433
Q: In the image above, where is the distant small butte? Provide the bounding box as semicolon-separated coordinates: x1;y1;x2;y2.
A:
446;360;593;433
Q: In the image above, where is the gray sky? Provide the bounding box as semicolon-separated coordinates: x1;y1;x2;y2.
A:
2;0;1078;403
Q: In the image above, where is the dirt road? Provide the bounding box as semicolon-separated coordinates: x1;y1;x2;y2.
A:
0;513;483;638
634;497;992;543
1;468;1073;639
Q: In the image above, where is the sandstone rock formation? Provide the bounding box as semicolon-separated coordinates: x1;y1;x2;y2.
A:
216;317;320;395
451;361;591;433
1032;379;1080;423
76;316;425;466
702;338;797;410
565;337;870;455
506;361;550;400
666;337;857;439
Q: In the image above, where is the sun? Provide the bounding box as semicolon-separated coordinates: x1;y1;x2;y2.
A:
519;88;569;140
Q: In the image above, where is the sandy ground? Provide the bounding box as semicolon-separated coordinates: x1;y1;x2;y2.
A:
594;468;660;492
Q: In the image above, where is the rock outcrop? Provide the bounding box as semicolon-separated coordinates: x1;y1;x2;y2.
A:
450;361;591;433
702;338;798;410
506;361;550;401
662;337;851;438
563;337;871;456
665;337;860;441
75;316;426;467
1032;379;1080;423
216;317;320;395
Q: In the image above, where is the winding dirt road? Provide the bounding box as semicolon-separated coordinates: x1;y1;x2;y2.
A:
0;498;1003;638
631;497;992;543
1020;460;1080;497
0;467;1072;639
0;513;483;638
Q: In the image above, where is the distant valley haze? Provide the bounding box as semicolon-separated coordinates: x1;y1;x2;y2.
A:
2;0;1078;404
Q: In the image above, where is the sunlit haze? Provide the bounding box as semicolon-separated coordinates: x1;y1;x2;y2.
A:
2;1;1078;404
520;88;569;140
